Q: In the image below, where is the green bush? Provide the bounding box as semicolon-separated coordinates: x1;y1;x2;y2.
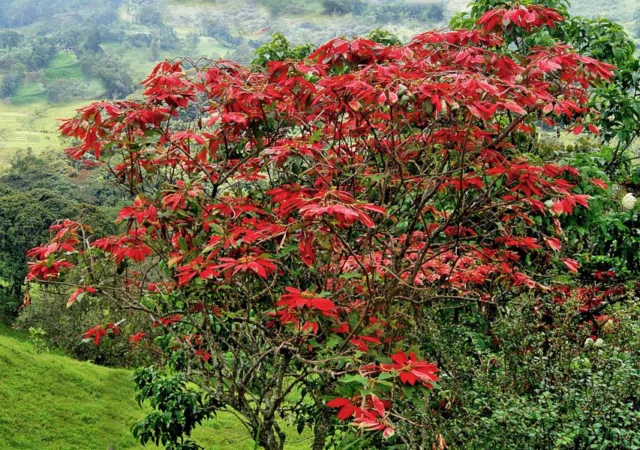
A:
412;297;640;449
251;33;315;66
17;286;152;367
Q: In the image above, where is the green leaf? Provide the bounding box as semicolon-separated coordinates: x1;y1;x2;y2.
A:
339;374;368;386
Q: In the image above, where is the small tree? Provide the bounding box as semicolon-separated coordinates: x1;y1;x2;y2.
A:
28;5;614;448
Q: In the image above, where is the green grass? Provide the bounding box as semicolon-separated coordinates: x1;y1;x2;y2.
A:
0;101;83;166
0;325;312;449
45;53;84;82
11;82;47;106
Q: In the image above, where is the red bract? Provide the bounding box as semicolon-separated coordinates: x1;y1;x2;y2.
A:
276;287;336;316
327;397;363;421
215;255;277;279
84;323;119;346
117;196;157;225
84;325;106;346
352;395;395;439
129;332;148;344
27;260;73;281
477;5;565;32
176;255;219;286
381;351;439;387
563;258;580;273
67;286;96;307
327;395;392;421
153;315;182;327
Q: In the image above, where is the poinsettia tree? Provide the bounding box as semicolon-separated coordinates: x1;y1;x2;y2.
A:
26;5;615;449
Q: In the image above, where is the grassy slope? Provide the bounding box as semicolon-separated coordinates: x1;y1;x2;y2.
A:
0;101;83;166
44;52;85;82
0;326;311;450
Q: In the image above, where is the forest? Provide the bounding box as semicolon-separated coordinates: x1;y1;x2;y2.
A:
1;0;640;449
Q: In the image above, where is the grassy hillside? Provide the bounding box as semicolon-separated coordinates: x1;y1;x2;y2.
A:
0;101;82;166
0;326;312;449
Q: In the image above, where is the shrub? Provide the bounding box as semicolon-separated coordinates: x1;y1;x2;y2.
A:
18;286;152;367
252;33;315;66
28;326;49;353
416;297;640;449
46;79;91;104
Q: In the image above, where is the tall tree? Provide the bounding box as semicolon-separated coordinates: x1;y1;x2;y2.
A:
28;5;616;448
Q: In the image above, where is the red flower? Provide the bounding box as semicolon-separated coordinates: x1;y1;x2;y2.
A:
27;260;73;281
352;395;395;439
95;231;154;265
477;5;565;33
161;181;202;211
113;235;154;264
563;258;580;273
162;192;186;211
297;321;319;335
83;323;119;346
176;255;219;286
331;322;350;334
327;395;392;421
298;233;316;266
266;309;298;328
67;286;97;307
84;325;107;346
277;287;336;316
551;194;591;215
381;351;439;387
215;255;277;278
544;237;562;252
327;397;362;421
590;178;608;190
153;314;182;327
116;196;157;225
129;332;148;344
350;335;381;352
298;199;385;229
27;241;77;259
495;236;541;251
194;349;212;362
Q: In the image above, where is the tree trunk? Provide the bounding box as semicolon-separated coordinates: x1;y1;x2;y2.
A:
258;421;285;450
312;407;330;450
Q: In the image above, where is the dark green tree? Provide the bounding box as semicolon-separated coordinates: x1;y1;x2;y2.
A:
81;54;135;99
0;30;24;50
0;151;75;197
0;193;56;318
0;68;24;98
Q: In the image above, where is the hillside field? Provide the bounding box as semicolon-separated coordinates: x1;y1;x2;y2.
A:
0;326;311;450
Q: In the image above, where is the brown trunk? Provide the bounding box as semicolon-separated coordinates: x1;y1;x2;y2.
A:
312;408;330;450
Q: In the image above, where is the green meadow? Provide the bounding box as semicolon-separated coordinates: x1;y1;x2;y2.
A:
0;326;311;450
